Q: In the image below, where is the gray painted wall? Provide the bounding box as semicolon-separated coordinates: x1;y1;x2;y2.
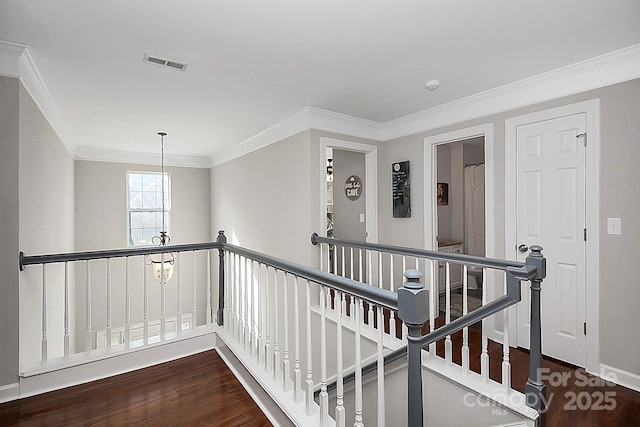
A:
211;130;315;266
0;76;20;387
379;79;640;376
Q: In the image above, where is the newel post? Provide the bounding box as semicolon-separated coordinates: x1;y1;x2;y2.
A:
397;269;429;427
525;245;547;426
216;230;227;326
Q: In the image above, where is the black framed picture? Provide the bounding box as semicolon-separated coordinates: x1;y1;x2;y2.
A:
392;161;411;218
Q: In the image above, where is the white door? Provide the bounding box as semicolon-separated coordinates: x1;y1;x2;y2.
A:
515;113;586;367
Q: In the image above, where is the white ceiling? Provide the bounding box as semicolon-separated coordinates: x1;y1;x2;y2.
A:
1;0;639;163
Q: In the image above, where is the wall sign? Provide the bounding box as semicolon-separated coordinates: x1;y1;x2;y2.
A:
392;161;411;218
344;175;362;201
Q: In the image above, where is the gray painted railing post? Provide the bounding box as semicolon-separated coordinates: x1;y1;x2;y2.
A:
525;245;546;427
216;230;227;326
397;269;429;427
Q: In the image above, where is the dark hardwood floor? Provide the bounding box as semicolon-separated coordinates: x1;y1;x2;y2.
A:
432;320;640;427
1;328;638;426
0;350;272;426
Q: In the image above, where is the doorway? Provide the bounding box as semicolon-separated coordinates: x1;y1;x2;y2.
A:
425;124;495;319
319;137;378;243
506;100;600;372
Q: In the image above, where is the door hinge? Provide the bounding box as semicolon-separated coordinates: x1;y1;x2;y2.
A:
584;322;587;335
584;228;587;241
577;133;587;147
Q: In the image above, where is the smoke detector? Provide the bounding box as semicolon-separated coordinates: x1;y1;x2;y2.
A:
425;79;440;91
143;54;188;72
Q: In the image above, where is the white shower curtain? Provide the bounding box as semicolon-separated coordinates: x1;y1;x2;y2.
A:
464;164;485;257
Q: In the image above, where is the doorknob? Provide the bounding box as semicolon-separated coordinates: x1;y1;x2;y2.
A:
518;244;529;253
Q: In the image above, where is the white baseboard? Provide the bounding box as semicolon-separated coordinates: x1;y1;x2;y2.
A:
17;332;216;401
215;342;295;427
599;363;640;393
0;382;20;404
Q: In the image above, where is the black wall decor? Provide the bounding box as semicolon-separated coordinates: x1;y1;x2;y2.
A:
392;161;411;218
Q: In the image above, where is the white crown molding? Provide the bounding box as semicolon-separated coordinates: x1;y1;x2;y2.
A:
19;47;75;155
0;40;25;77
1;40;75;156
209;106;384;168
383;43;640;141
209;108;312;168
75;146;211;169
307;107;384;141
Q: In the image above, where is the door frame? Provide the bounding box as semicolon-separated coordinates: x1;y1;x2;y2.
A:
319;137;378;243
424;124;498;337
505;99;600;374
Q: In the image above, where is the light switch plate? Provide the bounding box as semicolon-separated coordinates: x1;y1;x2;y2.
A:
607;218;621;235
359;213;365;223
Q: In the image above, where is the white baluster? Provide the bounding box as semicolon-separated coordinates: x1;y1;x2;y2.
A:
354;296;364;427
125;257;131;350
429;259;437;355
305;279;314;415
282;272;291;392
176;253;182;337
368;251;374;327
245;257;251;351
64;262;70;360
192;251;197;331
107;259;112;349
481;267;489;383
144;257;148;345
233;253;239;338
248;259;254;355
259;263;265;365
502;274;511;391
273;268;281;382
445;262;452;366
264;263;271;371
161;254;166;342
41;264;48;365
389;254;396;339
293;276;302;402
377;305;385;427
319;286;329;425
206;250;212;326
462;265;469;373
86;260;92;353
341;247;347;315
226;252;232;334
350;247;354;280
401;256;407;340
335;290;345;427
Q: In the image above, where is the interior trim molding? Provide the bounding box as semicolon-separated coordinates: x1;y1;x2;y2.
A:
0;40;25;77
1;40;74;156
599;363;640;393
75;146;211;169
210;107;383;167
383;43;640;141
0;382;20;404
210;108;312;168
17;331;215;401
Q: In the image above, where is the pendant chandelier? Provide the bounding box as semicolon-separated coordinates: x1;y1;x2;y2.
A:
149;132;175;283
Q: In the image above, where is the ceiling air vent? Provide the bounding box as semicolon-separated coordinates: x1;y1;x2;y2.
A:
143;54;188;72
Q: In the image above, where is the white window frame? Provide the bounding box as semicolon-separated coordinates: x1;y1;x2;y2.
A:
126;171;171;247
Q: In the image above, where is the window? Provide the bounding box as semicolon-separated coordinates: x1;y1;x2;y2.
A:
127;172;170;246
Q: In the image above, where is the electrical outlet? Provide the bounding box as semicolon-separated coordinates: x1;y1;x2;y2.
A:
607;218;621;235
